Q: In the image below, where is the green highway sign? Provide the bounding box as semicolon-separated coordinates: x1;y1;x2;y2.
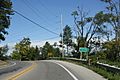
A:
79;47;89;53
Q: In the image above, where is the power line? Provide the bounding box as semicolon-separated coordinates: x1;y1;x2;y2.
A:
22;0;57;28
21;0;62;36
41;36;59;41
37;0;58;18
14;10;59;35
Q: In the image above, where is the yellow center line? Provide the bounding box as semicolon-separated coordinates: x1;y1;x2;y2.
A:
8;61;36;80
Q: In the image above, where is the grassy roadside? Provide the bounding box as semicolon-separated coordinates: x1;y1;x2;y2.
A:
49;58;120;80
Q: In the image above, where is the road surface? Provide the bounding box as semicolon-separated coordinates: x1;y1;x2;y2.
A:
0;60;107;80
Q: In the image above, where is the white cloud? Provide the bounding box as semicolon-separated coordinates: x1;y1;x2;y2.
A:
31;39;60;47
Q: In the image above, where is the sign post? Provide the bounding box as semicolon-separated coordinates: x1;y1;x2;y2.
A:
80;52;82;59
79;47;89;60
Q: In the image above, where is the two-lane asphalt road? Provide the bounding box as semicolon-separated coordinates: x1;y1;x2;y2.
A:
3;60;107;80
16;61;74;80
0;60;107;80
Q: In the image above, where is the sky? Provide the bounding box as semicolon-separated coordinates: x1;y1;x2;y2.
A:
0;0;107;48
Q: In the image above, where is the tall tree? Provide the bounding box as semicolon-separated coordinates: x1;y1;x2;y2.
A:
28;46;38;60
53;48;61;57
102;39;120;61
72;7;108;54
41;42;61;59
100;0;120;59
34;46;40;60
41;42;50;59
11;37;31;60
63;25;72;54
0;0;13;41
100;0;120;39
12;51;21;60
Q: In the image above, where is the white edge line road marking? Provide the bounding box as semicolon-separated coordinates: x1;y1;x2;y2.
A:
0;62;16;69
56;63;79;80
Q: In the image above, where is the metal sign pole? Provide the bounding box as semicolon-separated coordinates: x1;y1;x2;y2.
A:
86;52;88;60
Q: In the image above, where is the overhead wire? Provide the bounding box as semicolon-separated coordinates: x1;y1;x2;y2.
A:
22;0;57;28
41;36;59;41
14;10;59;36
39;2;62;36
23;0;62;35
9;0;61;43
36;0;58;18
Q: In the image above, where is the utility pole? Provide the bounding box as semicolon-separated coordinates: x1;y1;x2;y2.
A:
61;14;64;58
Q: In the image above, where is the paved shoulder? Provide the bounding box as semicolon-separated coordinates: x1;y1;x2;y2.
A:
49;60;107;80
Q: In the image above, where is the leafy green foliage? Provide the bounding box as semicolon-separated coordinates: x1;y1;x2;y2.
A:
102;40;120;61
0;45;9;60
11;51;21;60
0;0;13;41
63;25;72;45
63;25;72;54
41;42;61;59
41;42;51;59
27;46;40;60
12;37;31;60
71;7;108;57
11;37;40;60
100;0;120;38
53;48;61;57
